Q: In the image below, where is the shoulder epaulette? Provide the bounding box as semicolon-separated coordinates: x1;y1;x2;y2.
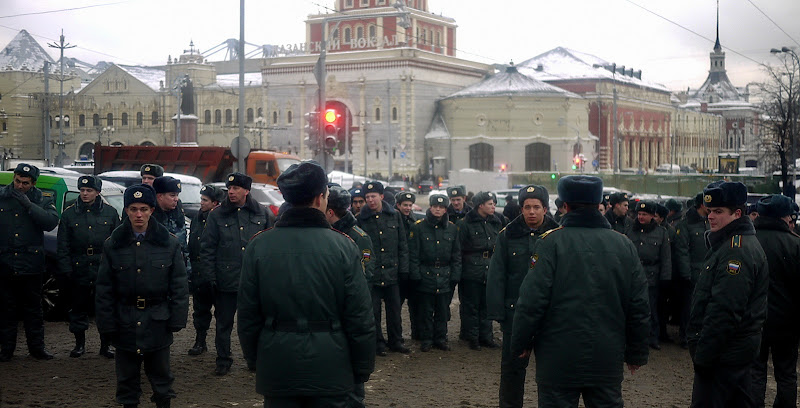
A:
331;227;356;244
414;219;423;224
352;226;368;238
731;234;742;248
249;227;274;241
448;221;455;225
42;191;53;198
498;226;507;235
539;226;564;239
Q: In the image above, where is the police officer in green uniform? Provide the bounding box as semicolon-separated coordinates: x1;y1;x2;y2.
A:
199;172;271;375
96;184;189;408
655;203;678;344
688;182;768;408
56;175;120;359
487;184;559;408
665;198;684;226
674;193;709;348
357;181;411;356
350;187;366;216
238;161;375;408
186;184;222;356
751;194;800;407
409;193;461;352
511;176;650;407
326;185;375;281
395;191;421;340
152;177;189;266
627;200;671;350
446;186;471;222
606;192;632;233
457;191;503;350
0;164;59;362
140;163;163;186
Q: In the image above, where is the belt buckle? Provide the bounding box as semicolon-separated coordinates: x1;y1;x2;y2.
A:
87;247;94;256
434;261;441;268
136;297;146;310
482;251;490;259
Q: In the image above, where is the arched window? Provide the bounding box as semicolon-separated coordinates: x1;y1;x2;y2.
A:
344;27;352;43
215;110;222;124
79;114;85;127
469;143;494;171
525;143;551;171
121;113;128;126
257;108;263;118
392;107;398;121
93;114;100;127
375;107;381;122
64;115;71;127
369;25;376;40
151;111;158;125
287;111;293;125
140;141;155;147
357;26;364;40
78;142;94;161
272;111;278;124
107;113;114;126
204;110;211;124
247;108;254;123
136;112;143;126
225;109;232;124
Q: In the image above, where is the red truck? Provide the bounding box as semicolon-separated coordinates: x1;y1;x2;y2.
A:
92;142;301;186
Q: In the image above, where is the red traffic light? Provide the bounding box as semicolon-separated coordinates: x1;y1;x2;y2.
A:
324;109;338;124
323;108;340;136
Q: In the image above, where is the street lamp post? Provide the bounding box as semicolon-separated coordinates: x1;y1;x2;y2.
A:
250;116;265;149
593;63;619;173
770;46;800;191
102;126;115;146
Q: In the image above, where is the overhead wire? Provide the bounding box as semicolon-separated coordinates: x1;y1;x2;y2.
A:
744;0;800;48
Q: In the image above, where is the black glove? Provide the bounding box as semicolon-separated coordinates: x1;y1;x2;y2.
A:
11;189;32;209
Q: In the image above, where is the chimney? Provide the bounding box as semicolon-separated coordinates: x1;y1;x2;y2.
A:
535;64;543;72
635;70;642;79
700;103;708;112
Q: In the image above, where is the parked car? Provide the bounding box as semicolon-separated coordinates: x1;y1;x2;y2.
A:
389;179;416;193
0;170;126;321
97;170;203;219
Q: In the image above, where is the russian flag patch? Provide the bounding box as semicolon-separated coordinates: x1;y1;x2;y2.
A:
726;260;741;275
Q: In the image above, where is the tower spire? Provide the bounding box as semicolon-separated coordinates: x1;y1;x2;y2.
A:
714;0;721;51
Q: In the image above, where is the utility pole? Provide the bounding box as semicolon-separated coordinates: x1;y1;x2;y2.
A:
43;61;51;166
48;30;76;167
387;80;393;178
237;0;246;173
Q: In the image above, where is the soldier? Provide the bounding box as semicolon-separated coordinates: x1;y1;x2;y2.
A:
350;187;366;216
688;182;768;408
56;175;120;359
186;184;222;356
409;193;461;352
396;191;421;340
502;194;521;221
357;181;410;356
238;161;375;407
553;198;566;223
747;203;759;223
487;184;559;408
0;164;59;362
198;172;271;375
751;195;800;407
598;196;609;216
457;191;503;350
326;186;375;282
511;176;650;407
674;193;710;348
95;184;189;408
140;164;164;186
627;200;672;350
665;198;684;226
655;203;679;344
446;186;471;223
605;192;632;233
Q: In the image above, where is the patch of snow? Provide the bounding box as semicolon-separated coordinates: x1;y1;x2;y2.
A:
215;73;263;87
0;29;55;72
117;65;165;91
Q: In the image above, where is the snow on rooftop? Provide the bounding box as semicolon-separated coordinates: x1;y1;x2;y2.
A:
444;65;580;99
215;72;263;87
118;64;165;91
0;29;54;72
518;47;669;93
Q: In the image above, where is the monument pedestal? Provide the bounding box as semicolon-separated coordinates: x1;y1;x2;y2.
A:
172;114;198;146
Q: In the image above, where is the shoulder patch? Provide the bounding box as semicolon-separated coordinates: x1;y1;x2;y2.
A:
539;226;564;239
731;235;742;248
362;248;371;263
726;260;741;275
530;254;538;269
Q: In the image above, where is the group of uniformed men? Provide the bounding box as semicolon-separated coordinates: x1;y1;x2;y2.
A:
0;159;798;408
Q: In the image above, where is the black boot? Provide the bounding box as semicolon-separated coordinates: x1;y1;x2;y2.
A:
123;404;138;408
155;399;171;408
69;331;86;358
187;331;207;356
99;334;115;359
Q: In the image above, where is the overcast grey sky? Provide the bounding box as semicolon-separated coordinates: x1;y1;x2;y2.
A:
1;0;798;91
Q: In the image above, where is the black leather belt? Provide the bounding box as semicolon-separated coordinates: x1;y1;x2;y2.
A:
127;296;166;310
468;250;493;259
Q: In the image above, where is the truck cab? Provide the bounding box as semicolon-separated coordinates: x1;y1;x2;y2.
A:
247;151;301;186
